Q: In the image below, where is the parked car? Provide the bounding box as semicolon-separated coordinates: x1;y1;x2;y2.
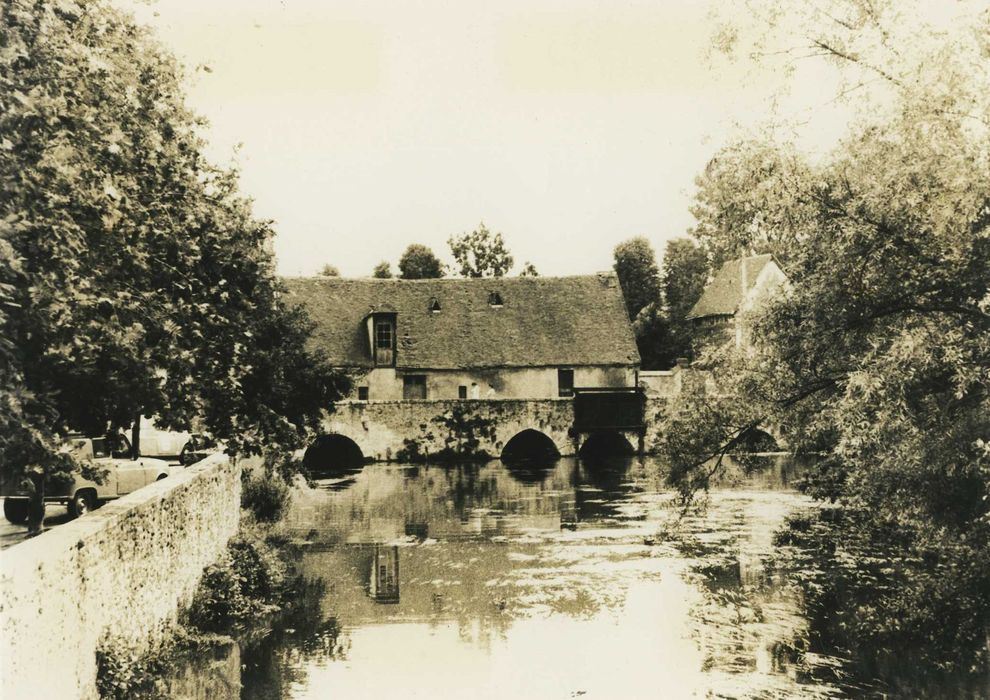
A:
178;433;222;466
1;435;174;524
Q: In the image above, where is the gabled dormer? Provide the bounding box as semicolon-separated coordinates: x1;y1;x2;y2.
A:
365;309;397;367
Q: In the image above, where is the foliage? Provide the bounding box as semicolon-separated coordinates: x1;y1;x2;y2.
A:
634;238;709;369
398;243;444;279
448;222;514;278
185;532;288;633
662;1;990;679
0;0;349;495
241;469;292;523
690;141;815;268
371;260;392;278
318;264;340;277
776;509;990;689
396;405;498;462
657;238;709;366
612;237;660;321
519;261;539;277
630;303;669;370
96;637;168;700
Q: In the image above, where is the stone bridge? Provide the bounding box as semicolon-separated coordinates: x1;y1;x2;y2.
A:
307;365;789;469
310;399;647;467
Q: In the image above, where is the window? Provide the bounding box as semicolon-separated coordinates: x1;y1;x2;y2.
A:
375;319;392;348
429;297;441;313
458;385;467;399
558;368;574;397
374;316;395;366
357;386;369;401
90;438;109;459
488;291;503;307
403;375;427;400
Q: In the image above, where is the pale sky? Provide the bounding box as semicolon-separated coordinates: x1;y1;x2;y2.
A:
122;0;852;277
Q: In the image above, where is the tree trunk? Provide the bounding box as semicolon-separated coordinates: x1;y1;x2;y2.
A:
131;413;142;460
26;471;45;535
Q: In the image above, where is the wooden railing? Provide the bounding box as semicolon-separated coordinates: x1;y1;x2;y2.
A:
572;387;645;432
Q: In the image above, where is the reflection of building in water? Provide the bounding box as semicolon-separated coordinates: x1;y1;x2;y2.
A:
369;545;400;604
289;461;582;544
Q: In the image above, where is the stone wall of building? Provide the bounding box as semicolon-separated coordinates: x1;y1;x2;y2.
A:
322;399;579;460
0;454;241;699
349;365;636;402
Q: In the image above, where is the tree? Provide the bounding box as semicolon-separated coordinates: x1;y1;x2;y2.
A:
398;244;444;279
519;261;539;277
0;0;348;529
448;223;513;278
372;261;392;279
631;238;709;369
660;238;709;360
319;264;340;277
613;238;661;321
660;56;990;684
689;141;814;268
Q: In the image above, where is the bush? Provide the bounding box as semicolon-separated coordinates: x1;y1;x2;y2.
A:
96;638;167;699
185;533;287;633
241;471;291;523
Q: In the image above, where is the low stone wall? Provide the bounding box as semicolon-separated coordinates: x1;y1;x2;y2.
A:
0;453;241;699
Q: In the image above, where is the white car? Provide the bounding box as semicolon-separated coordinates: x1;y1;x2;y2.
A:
1;435;174;523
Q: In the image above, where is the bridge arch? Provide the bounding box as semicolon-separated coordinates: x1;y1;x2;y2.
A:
737;427;780;453
304;433;365;475
578;431;635;458
501;429;561;463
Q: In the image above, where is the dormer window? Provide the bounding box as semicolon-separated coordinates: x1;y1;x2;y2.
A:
368;312;396;367
488;291;503;307
429;297;441;313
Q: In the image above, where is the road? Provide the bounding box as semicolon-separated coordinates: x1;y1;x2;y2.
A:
0;501;73;550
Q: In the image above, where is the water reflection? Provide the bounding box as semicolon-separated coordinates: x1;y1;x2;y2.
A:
167;454;979;699
368;545;400;604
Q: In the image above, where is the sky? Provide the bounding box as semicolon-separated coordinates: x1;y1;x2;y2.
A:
121;0;853;277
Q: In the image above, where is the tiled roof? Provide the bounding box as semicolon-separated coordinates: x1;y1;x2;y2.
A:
283;274;640;370
687;254;775;319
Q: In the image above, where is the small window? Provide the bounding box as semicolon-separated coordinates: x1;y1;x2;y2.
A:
429;297;441;313
488;291;503;307
91;438;109;459
558;368;574;397
458;385;467;399
403;375;427;400
358;386;369;401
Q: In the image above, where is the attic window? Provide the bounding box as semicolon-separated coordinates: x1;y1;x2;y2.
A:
488;291;503;307
429;297;441;313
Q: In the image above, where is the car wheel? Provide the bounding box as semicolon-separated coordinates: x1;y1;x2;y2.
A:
3;498;30;525
68;490;96;519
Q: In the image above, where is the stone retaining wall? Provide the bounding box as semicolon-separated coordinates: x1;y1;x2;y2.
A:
0;453;241;699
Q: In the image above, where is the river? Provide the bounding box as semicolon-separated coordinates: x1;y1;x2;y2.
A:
165;455;989;699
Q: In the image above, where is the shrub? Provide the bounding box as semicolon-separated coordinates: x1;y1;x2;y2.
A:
185;533;287;633
241;471;291;523
96;638;167;699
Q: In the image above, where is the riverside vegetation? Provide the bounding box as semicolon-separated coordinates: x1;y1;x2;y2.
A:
656;0;990;691
95;465;308;700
